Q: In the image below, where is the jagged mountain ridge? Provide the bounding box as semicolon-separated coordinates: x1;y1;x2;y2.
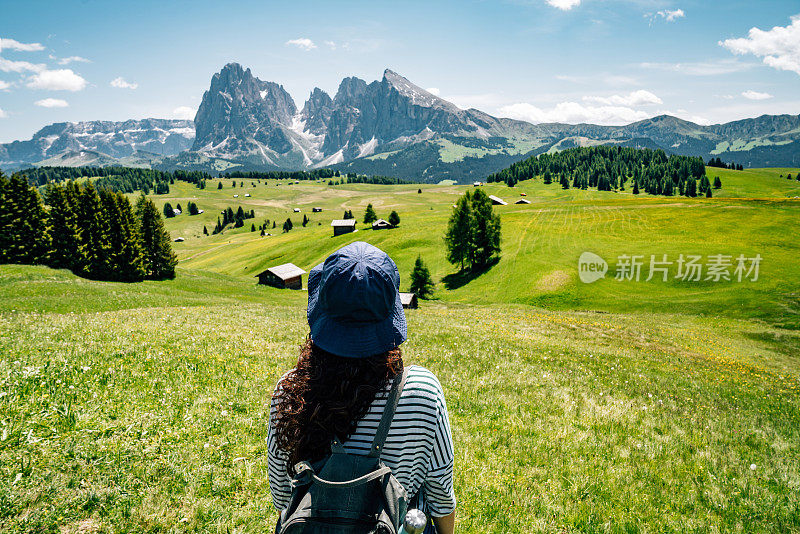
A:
0;119;194;170
190;63;530;169
1;63;798;179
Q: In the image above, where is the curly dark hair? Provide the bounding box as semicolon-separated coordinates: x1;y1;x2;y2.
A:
272;337;404;471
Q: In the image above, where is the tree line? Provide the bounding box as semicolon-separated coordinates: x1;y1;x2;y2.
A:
0;170;176;281
221;169;338;180
19;166;214;194
707;157;743;171
487;146;708;198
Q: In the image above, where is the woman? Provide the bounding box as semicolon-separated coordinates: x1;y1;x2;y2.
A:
267;241;456;534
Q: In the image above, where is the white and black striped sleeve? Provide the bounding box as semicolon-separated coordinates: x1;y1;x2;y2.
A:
422;375;457;517
267;382;292;511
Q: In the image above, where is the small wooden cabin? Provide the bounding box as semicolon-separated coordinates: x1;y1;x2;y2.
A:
399;292;418;309
331;219;357;236
255;263;306;289
488;195;508;205
515;198;531;204
312;207;323;213
372;219;392;230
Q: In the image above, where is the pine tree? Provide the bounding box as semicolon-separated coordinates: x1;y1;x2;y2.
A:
364;203;377;224
469;189;502;267
76;183;110;279
203;225;208;235
189;202;199;215
44;181;80;270
388;210;400;227
218;182;223;189
163;202;174;218
713;176;722;189
409;256;435;299
706;188;713;198
418;188;422;194
543;170;552;185
444;192;473;271
632;180;640;195
283;217;293;233
0;172;50;264
685;177;697;197
135;194;177;280
106;192;146;281
251;223;256;232
302;214;309;227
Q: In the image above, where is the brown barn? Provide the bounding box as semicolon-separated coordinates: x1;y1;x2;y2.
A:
312;207;323;212
255;263;306;289
399;292;418;309
331;219;357;236
488;195;508;205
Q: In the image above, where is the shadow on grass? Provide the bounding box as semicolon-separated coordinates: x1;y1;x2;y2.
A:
441;257;500;290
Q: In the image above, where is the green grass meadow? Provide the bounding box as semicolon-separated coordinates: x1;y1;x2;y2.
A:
1;167;800;532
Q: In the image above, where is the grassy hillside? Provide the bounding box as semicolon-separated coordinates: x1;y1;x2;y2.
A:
2;166;799;532
1;266;798;532
145;167;800;328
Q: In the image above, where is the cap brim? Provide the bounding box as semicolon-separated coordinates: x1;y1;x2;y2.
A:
307;262;407;358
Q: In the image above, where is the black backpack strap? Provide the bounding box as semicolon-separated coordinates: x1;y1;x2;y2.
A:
368;367;408;458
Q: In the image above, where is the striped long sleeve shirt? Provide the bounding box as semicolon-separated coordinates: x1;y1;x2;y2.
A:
267;365;456;517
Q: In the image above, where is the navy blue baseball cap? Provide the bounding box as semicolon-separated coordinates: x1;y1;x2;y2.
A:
307;241;407;358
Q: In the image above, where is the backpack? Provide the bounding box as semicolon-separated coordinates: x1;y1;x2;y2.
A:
276;368;410;534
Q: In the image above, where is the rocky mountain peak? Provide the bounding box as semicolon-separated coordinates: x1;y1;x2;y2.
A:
333;76;368;105
192;63;297;155
301;88;334;136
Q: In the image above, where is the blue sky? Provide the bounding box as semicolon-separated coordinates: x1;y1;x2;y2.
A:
1;0;798;142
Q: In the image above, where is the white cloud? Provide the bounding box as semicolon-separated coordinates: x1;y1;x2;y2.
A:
546;0;580;10
0;80;10;90
0;108;7;118
27;69;87;91
286;38;317;51
57;55;90;65
35;98;69;108
110;76;138;89
0;57;45;73
658;9;685;22
426;87;441;96
172;106;196;120
498;101;651;125
720;15;800;75
324;40;337;50
0;38;44;52
741;90;773;100
583;89;662;106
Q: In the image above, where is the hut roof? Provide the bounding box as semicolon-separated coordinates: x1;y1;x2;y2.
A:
399;292;417;306
488;195;508;205
515;198;531;204
256;263;306;280
372;219;392;229
331;219;357;227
